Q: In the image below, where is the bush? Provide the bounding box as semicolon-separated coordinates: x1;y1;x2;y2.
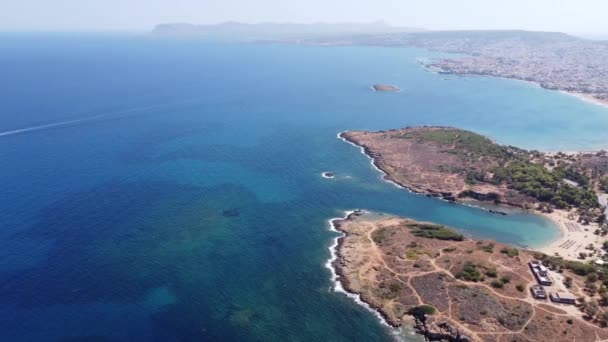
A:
408;305;436;318
481;243;495;253
407;223;464;241
500;247;519;257
516;284;525;292
500;275;511;284
455;262;483;282
485;270;498;278
491;280;504;288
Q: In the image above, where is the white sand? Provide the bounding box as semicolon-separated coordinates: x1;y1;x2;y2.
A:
535;209;604;261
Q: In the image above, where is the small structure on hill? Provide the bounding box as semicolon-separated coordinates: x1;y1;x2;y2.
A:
550;292;577;304
530;285;547;299
563;179;580;188
529;260;553;286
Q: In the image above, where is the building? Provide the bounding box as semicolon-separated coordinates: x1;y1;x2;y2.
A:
529;260;553;286
550;292;577;305
563;179;580;188
530;285;547;299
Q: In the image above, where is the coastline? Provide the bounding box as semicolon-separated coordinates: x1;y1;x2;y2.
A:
325;209;395;328
429;66;608;111
559;90;608;110
339;130;604;262
338;131;420;192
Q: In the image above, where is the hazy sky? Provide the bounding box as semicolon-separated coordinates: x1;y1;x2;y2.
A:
2;0;608;33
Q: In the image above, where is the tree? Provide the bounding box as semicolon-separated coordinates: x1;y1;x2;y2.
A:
598;311;608;327
583;299;599;319
587;273;599;283
587;282;598;296
408;305;436;321
564;276;573;288
600;292;608;307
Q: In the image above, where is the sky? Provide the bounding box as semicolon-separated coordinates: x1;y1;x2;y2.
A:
1;0;608;33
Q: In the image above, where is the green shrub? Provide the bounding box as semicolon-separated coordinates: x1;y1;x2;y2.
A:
389;283;401;293
407;223;464;241
500;247;519;257
456;262;483;282
408;305;436;318
485;270;498;278
481;243;494;253
491;280;504;288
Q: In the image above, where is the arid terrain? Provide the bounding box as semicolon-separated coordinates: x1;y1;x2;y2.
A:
332;211;608;341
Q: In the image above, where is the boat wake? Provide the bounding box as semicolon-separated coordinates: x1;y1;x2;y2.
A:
0;99;200;138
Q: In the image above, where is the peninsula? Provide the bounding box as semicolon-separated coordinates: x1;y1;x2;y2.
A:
332;211;608;341
340;127;608;260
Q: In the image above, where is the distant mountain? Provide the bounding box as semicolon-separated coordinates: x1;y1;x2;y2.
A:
151;21;425;41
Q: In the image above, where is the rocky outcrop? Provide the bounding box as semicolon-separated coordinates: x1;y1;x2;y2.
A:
414;316;472;342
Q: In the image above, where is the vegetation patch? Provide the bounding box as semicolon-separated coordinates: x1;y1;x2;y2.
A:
371;227;390;244
408;305;437;319
492;161;598;209
480;243;495;253
500;247;519;257
406;223;464;241
535;253;605;276
455;261;483;282
396;128;508;159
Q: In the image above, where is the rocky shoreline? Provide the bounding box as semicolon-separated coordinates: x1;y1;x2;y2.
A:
339;131;517;214
330;210;402;328
329;211;608;342
331;212;475;340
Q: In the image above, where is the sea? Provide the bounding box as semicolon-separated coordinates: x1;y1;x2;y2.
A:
2;33;608;341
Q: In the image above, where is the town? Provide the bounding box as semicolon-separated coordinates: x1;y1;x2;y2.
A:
302;30;608;105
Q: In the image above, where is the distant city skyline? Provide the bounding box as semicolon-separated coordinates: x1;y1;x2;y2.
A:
2;0;608;34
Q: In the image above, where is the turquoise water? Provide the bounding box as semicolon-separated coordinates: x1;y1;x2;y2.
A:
1;35;608;341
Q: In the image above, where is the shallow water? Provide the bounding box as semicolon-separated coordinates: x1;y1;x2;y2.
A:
1;35;608;341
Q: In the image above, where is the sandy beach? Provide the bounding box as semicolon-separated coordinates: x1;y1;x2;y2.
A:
561;91;608;109
536;209;604;261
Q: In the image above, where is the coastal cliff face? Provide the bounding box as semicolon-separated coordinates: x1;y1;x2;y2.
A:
340;127;603;221
332;212;608;342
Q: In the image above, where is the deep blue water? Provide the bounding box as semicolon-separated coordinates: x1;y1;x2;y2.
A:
2;34;608;341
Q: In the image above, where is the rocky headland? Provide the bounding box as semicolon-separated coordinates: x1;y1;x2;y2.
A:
332;211;608;341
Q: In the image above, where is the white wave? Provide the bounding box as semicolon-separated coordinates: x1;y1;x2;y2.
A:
325;210;394;329
337;132;409;190
0;117;96;137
